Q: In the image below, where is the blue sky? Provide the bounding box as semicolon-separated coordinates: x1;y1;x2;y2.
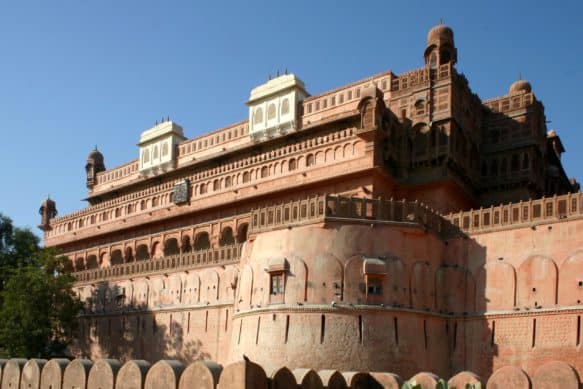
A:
1;0;581;235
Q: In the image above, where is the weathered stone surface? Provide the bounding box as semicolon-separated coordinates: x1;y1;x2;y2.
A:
178;361;222;389
408;372;440;389
369;372;402;389
144;360;185;389
87;359;122;389
271;367;297;389
532;361;579;389
40;359;70;389
487;366;530;389
448;371;481;388
116;360;151;389
218;360;267;389
20;359;47;389
318;370;346;389
292;369;323;389
2;359;28;389
63;359;93;389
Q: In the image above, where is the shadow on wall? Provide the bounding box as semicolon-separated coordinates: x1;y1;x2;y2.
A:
75;282;211;364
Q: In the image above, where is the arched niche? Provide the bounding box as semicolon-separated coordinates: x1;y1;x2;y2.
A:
410;261;433;310
236;265;254;308
435;265;468;314
202;269;220;303
517;255;558;308
167;274;183;305
183;273;201;305
284;256;308;304
385;256;408;306
558;250;583;306
476;261;516;312
344;256;365;304
308;253;343;304
220;267;239;303
133;279;149;309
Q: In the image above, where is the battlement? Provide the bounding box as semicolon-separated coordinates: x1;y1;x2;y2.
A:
0;357;577;388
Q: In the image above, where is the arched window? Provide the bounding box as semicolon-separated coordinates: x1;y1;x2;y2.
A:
90;215;96;224
200;183;207;194
115;208;121;218
261;166;269;178
213;179;220;191
136;245;150;261
140;200;146;210
142;150;150;163
127;204;133;214
237;224;248;243
152;197;159;207
267;103;276;120
281;98;290;115
164;238;180;256
242;172;250;183
429;51;437;69
194;232;211;251
254;107;263;124
219;227;235;246
153;145;159;159
306;154;315;167
78;219;84;228
181;236;192;253
288;158;297;171
225;176;232;188
162;142;169;157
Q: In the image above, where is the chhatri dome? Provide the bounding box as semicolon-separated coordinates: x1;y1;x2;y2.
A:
426;23;455;47
509;79;532;95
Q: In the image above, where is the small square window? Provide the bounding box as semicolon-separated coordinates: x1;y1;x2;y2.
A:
270;273;284;296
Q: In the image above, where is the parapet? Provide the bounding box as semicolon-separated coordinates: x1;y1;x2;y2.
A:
0;357;580;389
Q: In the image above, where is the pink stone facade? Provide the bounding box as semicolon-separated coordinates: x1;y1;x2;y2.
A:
38;24;581;384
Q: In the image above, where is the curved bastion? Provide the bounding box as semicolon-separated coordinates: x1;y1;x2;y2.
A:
229;221;452;376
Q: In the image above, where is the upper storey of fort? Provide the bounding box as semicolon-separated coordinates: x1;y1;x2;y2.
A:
40;24;578;247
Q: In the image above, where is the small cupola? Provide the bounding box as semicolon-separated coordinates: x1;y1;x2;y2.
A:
424;23;457;68
509;79;532;95
85;147;105;189
38;196;57;231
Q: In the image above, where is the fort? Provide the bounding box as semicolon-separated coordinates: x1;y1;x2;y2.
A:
37;23;582;386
